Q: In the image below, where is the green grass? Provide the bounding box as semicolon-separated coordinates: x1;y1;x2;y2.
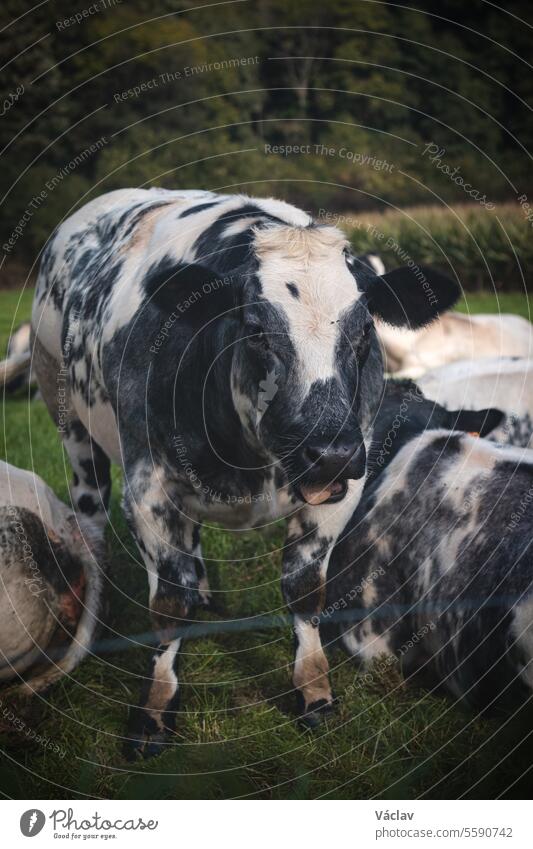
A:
456;291;531;320
1;287;532;800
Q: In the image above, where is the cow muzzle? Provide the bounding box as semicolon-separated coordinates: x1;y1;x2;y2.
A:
296;440;366;505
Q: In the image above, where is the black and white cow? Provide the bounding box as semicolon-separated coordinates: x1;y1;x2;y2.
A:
0;460;104;693
327;380;533;712
356;253;386;277
31;187;458;756
376;311;533;377
418;357;533;448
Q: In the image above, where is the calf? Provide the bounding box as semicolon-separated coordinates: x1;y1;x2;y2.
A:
418;356;533;448
31;187;458;756
0;460;104;693
327;381;533;712
376;311;533;377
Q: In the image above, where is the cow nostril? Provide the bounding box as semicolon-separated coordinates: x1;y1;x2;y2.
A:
303;442;363;473
304;445;325;464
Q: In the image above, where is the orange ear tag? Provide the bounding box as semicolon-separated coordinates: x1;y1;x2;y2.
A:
468;432;480;438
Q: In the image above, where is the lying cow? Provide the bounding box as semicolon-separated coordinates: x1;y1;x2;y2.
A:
1;322;32;393
418;357;533;448
31;186;458;757
327;380;533;712
376;310;533;377
0;460;104;693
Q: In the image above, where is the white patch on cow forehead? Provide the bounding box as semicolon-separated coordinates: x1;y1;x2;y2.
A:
253;225;362;388
223;216;263;238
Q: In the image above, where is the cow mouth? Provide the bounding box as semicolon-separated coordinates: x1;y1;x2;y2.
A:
298;479;349;506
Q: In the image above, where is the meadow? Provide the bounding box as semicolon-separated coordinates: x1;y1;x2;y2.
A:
0;257;532;800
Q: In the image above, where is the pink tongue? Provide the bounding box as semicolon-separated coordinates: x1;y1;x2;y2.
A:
300;481;343;505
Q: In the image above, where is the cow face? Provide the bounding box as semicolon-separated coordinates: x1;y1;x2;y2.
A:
144;223;458;505
230;225;460;505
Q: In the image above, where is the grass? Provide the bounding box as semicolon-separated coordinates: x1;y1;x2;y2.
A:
1;286;532;800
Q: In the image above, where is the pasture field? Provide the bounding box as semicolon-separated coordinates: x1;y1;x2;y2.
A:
1;286;532;800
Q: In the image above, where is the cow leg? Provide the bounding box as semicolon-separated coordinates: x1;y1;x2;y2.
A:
31;334;111;528
192;525;212;608
123;466;202;759
282;482;363;728
63;421;111;529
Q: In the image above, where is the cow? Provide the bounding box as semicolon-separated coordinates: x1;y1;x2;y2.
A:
355;253;386;277
376;310;533;377
31;187;458;757
1;322;32;393
0;460;104;693
327;379;533;713
418;357;533;448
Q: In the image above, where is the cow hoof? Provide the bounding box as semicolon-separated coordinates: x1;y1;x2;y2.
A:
123;729;172;761
297;697;336;730
199;594;217;613
123;708;175;760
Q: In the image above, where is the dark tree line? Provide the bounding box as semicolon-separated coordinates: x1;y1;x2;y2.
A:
1;0;532;267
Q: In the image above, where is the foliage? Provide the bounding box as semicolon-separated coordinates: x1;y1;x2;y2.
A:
0;1;532;287
347;203;533;293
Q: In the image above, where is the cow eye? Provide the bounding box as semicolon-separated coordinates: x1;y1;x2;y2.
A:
244;322;270;352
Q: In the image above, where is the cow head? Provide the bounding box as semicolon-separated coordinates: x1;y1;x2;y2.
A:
367;378;505;482
229;225;460;504
145;223;459;504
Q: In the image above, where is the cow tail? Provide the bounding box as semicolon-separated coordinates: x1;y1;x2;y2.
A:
14;519;105;696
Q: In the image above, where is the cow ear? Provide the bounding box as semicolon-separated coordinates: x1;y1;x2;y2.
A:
446;407;505;437
362;265;460;328
144;256;238;323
